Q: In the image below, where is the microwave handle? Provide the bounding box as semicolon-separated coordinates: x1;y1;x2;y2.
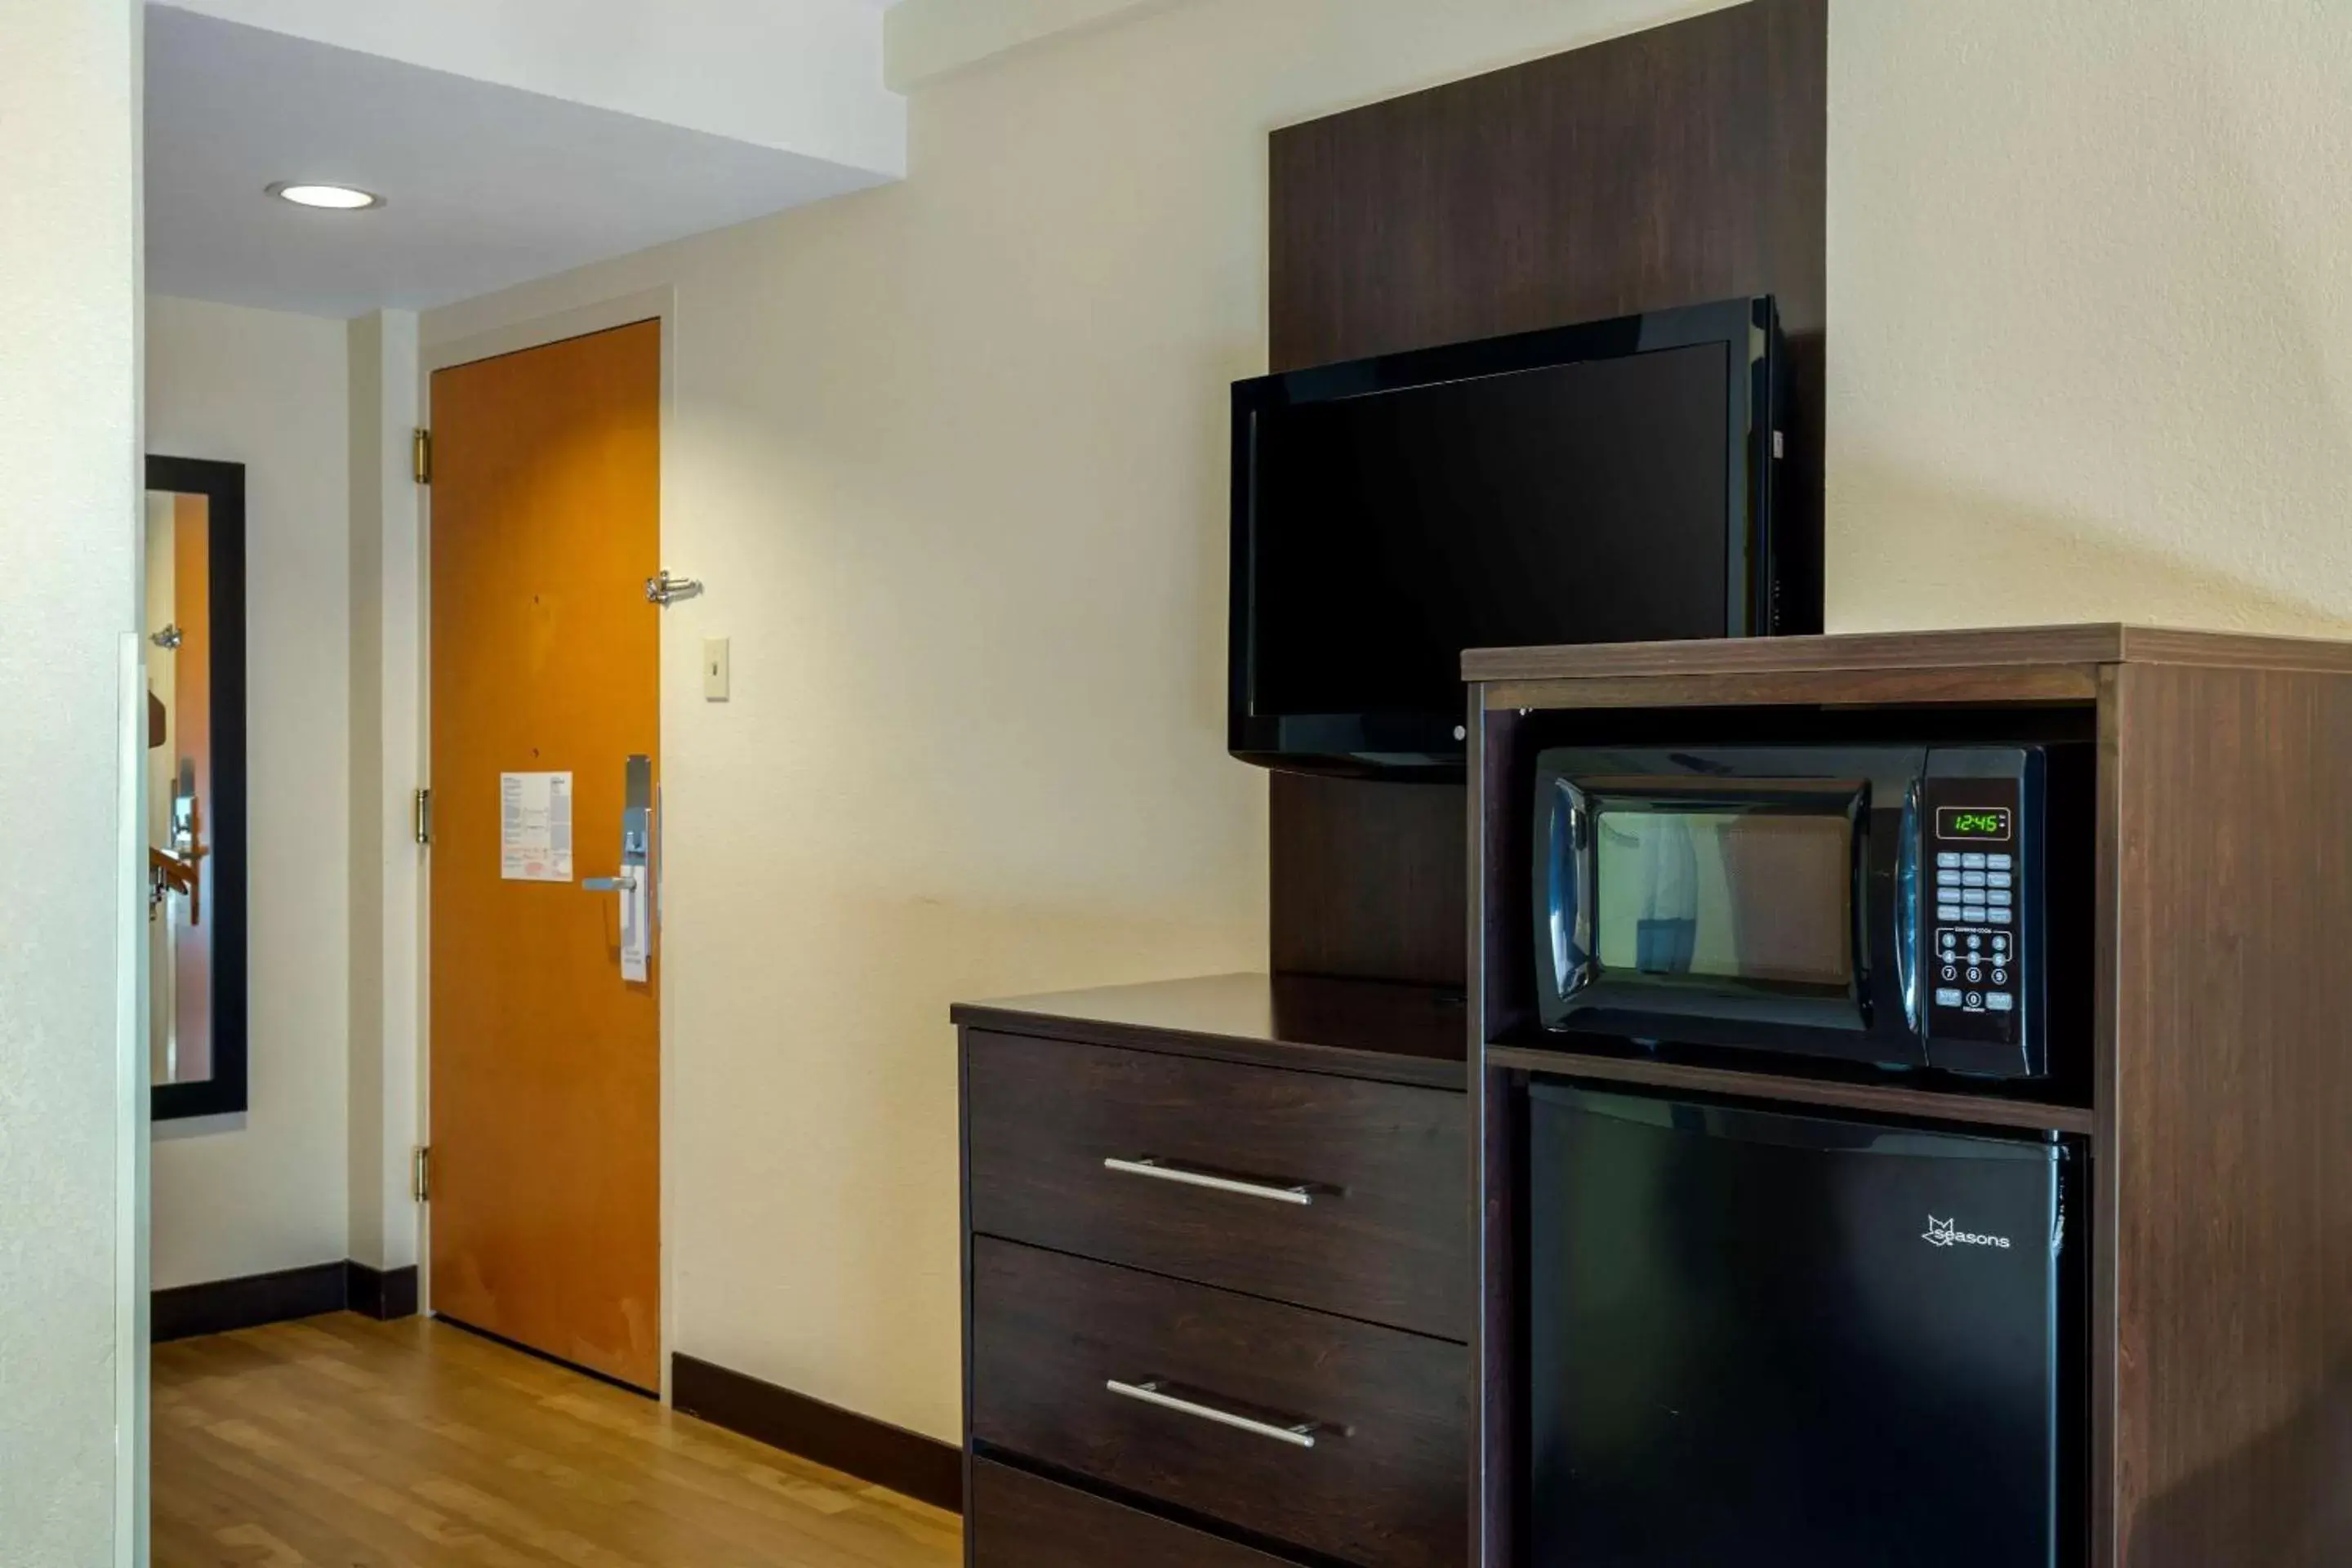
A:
1893;780;1922;1036
1547;779;1596;1003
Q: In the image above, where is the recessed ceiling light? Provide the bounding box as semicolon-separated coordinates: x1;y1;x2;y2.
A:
267;181;384;211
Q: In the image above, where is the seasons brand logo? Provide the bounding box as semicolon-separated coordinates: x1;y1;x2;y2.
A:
1922;1216;2011;1250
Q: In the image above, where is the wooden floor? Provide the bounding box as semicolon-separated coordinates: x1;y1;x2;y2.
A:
154;1314;963;1568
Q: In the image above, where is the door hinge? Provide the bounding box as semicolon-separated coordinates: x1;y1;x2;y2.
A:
412;1145;431;1204
413;786;433;846
412;427;433;486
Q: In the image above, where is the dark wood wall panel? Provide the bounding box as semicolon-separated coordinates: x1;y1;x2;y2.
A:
1264;0;1829;987
1269;773;1467;987
1269;0;1828;378
2108;664;2352;1568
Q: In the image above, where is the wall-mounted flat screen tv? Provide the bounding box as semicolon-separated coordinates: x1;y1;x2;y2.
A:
1228;296;1808;775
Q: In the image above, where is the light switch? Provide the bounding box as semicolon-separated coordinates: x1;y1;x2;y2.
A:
702;637;730;702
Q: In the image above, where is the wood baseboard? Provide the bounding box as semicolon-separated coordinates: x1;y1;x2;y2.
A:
153;1263;349;1343
346;1261;421;1321
152;1259;422;1343
671;1353;963;1513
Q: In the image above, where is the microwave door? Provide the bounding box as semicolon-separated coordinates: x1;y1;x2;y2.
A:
1584;788;1868;1028
1633;813;1699;974
1532;746;1931;1069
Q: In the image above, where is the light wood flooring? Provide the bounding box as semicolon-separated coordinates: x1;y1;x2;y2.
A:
154;1314;963;1568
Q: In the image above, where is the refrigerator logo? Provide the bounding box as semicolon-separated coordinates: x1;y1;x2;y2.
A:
1923;1215;2011;1250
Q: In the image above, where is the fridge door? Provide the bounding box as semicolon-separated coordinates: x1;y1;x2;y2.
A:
1528;1083;2074;1567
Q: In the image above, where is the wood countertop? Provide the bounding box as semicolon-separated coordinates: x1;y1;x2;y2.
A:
1462;621;2352;683
952;972;1469;1091
1462;622;2352;713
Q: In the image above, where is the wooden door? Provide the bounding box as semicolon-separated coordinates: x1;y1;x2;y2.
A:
429;320;662;1390
168;493;213;1079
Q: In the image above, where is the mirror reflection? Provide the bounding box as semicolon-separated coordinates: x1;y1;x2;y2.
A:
146;456;245;1119
146;488;213;1088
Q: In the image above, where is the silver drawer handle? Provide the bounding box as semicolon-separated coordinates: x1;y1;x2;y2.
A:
1101;1156;1315;1206
1105;1380;1320;1449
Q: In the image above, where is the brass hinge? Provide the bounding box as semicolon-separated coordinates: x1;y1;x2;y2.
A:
411;427;433;486
412;1145;431;1204
413;786;433;846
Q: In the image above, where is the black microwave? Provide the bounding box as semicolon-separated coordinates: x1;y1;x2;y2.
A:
1532;744;2074;1079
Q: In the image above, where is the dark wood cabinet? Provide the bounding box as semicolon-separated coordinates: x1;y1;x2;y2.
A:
968;1460;1300;1568
1463;625;2352;1568
972;1238;1468;1568
955;975;1469;1568
966;1029;1471;1339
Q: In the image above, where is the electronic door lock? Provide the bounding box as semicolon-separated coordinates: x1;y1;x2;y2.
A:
583;755;655;982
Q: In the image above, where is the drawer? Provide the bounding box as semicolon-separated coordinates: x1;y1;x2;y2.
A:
971;1237;1468;1568
969;1459;1305;1567
964;1029;1470;1340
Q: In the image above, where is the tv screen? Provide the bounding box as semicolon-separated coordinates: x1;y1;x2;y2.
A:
1229;297;1796;773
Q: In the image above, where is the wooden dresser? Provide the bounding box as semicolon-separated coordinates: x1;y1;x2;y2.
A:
952;973;1472;1567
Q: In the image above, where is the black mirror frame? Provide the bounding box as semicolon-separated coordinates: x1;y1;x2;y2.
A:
148;454;248;1121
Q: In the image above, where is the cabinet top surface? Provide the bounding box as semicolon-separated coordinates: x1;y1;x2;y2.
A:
1462;622;2352;684
952;972;1468;1089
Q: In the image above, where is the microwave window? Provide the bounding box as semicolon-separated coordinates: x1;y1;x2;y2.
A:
1592;808;1854;988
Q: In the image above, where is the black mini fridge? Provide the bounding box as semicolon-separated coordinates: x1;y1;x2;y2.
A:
1527;1083;2081;1566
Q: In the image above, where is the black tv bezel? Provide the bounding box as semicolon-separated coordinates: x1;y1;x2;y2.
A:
1228;296;1789;777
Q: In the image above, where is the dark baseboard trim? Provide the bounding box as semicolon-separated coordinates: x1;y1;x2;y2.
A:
672;1353;963;1513
153;1258;423;1343
153;1262;348;1343
346;1261;421;1321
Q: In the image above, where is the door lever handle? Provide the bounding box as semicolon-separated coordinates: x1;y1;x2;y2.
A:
586;755;655;982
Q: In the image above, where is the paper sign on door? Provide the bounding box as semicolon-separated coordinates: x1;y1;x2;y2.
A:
501;771;573;882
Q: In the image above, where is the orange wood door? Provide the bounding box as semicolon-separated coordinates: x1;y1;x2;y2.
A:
429;320;662;1390
172;493;214;1077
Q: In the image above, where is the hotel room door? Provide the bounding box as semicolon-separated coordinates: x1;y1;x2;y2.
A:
427;319;663;1391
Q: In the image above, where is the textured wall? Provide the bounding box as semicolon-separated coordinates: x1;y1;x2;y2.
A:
412;0;2352;1446
0;0;140;1560
146;294;354;1290
346;309;425;1277
1829;0;2352;636
423;0;1715;1442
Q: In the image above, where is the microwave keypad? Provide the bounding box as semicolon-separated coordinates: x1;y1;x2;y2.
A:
1935;852;2016;928
1921;768;2028;1053
1934;925;2013;1013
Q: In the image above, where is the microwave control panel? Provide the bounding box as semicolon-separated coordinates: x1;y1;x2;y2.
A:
1920;753;2034;1074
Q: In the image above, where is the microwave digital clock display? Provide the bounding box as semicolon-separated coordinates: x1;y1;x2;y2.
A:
1937;807;2014;842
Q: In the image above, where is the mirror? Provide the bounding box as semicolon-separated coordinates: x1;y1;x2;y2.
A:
147;456;247;1120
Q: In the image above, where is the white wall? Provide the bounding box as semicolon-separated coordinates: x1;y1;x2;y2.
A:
885;0;1191;90
1829;0;2352;636
0;0;142;1559
347;309;424;1275
146;294;353;1289
412;0;2352;1446
424;0;1726;1443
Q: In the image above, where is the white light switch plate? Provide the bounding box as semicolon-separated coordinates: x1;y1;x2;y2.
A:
702;637;731;701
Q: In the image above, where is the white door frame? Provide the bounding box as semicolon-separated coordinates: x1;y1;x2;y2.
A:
412;287;680;1399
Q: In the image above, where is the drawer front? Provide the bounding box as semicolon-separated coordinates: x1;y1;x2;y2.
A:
969;1459;1304;1568
964;1030;1470;1340
971;1238;1469;1568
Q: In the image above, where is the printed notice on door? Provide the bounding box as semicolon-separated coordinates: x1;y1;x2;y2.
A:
501;771;573;882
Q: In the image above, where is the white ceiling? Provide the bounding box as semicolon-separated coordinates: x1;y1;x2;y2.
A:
145;6;902;318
